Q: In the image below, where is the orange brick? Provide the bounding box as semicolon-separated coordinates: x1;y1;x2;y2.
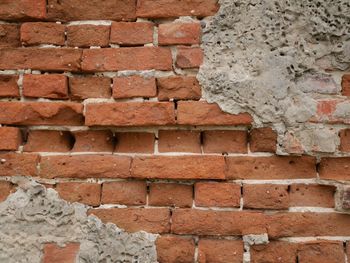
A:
20;22;65;46
72;130;114;152
0;153;39;177
115;132;155;153
289;184;335;208
0;127;22;151
342;74;350;96
176;47;203;68
0;75;19;98
56;182;101;206
113;75;156;99
195;182;241;207
202;130;248;153
0;181;14;202
156;235;195;263
69;77;111;100
319;157;350;181
110;22;153;46
157;76;201;101
298;241;345;263
250;127;277;152
101;181;147;205
24;130;73;152
0;0;46;21
158;130;201;153
339;129;350;152
67;25;110;47
251;241;297;263
198;239;244;263
159;23;201;45
23;74;68;99
42;243;80;263
0;24;20;48
149;183;193;207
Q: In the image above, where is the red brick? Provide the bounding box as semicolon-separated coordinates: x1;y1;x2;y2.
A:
339;129;350;152
0;0;46;21
131;156;225;180
85;102;175;127
149;183;193;207
226;156;317;180
172;209;266;235
156;235;195;263
243;184;289;210
40;155;131;179
110;22;153;46
157;76;201;101
47;0;136;21
0;24;20;48
24;130;73;152
311;99;350;124
0;127;22;151
42;243;80;263
319;157;350;181
69;77;111;100
113;75;156;99
67;25;110;48
101;181;147;205
115;132;155;153
250;127;277;152
159;23;201;45
0;181;14;202
298;241;345;263
203;130;248;153
158;130;201;153
0;102;84;126
89;208;170;233
289;184;335;208
72;130;114;152
81;47;172;72
0;153;39;177
20;23;65;46
23;74;68;99
195;182;241;208
0;48;82;71
56;182;101;206
176;47;203;68
177;101;253;126
198;239;244;263
0;75;19;97
342;74;350;96
251;241;298;263
136;0;219;18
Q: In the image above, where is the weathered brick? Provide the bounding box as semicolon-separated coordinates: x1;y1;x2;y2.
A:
339;129;350;152
319;157;350;181
42;243;80;263
0;153;39;177
198;239;244;263
101;181;147;205
149;183;193;208
342;74;350;96
159;23;201;45
158;130;201;153
0;0;46;21
311;99;350;124
250;127;277;152
20;23;65;46
0;24;20;48
226;156;316;180
0;127;22;151
67;25;110;48
69;77;111;100
251;241;298;263
298;241;345;263
81;47;172;72
24;130;73;152
40;155;131;179
156;235;195;263
88;208;170;233
289;184;335;208
113;76;156;99
47;0;136;21
177;101;253;126
195;182;241;208
136;0;219;18
23;74;68;99
342;187;350;210
0;75;19;97
0;102;84;126
157;76;201;101
0;48;82;71
72;130;114;152
85;102;175;127
0;181;14;202
56;182;101;206
131;156;225;180
176;47;203;68
115;132;155;153
243;184;289;210
110;22;153;46
202;130;248;153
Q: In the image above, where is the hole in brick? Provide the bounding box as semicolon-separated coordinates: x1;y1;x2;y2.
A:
66;131;76;151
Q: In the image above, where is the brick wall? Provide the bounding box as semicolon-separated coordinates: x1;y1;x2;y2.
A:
0;1;349;262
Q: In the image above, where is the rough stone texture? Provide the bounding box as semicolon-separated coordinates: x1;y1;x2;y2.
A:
0;180;157;263
199;0;350;153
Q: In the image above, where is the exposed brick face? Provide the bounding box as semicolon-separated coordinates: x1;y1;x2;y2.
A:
176;47;204;68
0;127;22;151
158;130;201;153
339;129;350;152
113;76;156;99
0;75;19;97
0;181;14;202
250;127;277;152
72;130;114;152
159;23;201;45
24;130;73;152
198;239;244;263
56;182;101;206
69;77;111;100
156;235;195;263
0;24;20;48
342;74;350;96
101;181;147;205
0;0;46;21
115;132;155;153
20;23;65;46
23;74;68;99
110;22;154;46
202;130;248;153
149;183;193;208
42;243;80;263
319;157;350;181
289;184;335;208
67;25;110;48
157;76;202;101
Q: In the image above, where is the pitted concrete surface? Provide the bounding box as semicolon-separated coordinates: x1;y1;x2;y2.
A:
199;0;350;152
0;179;157;263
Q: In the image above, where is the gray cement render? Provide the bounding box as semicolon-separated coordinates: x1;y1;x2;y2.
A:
199;0;350;153
0;178;158;263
